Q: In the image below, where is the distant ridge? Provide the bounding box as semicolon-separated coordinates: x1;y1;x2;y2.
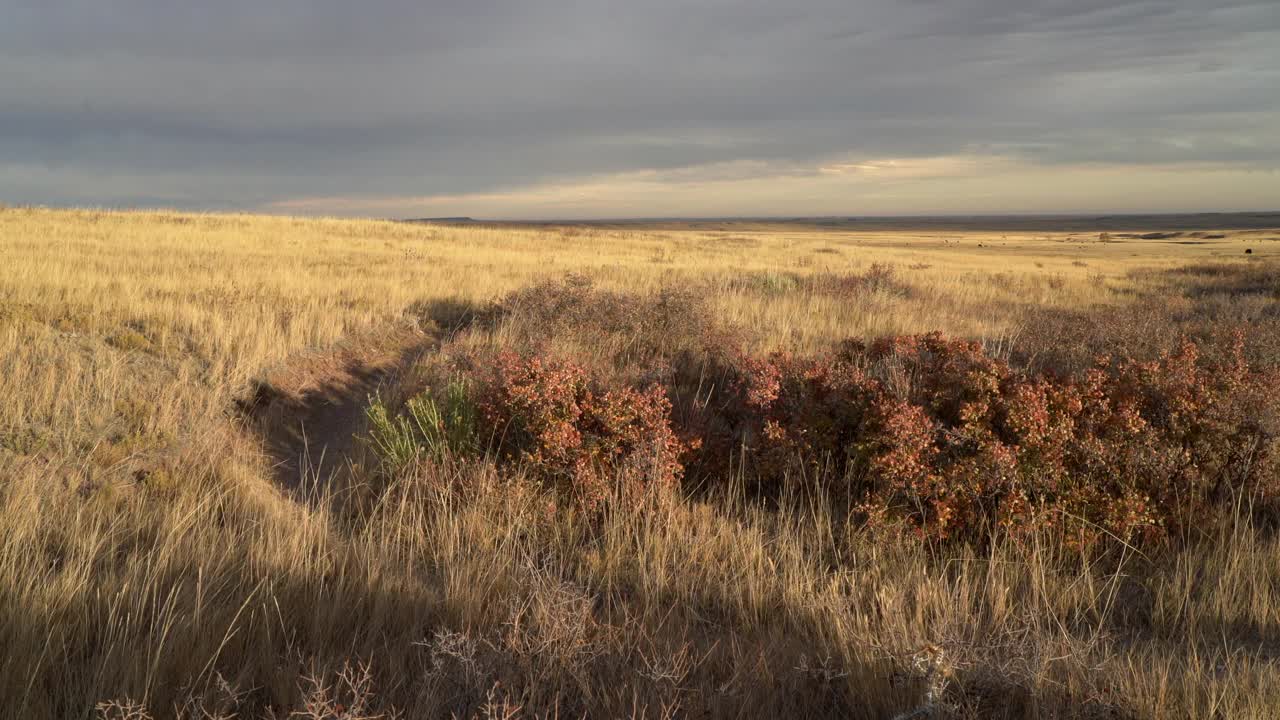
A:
403;216;477;223
397;211;1280;232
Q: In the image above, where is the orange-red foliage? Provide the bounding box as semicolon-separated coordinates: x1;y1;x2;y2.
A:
449;330;1278;548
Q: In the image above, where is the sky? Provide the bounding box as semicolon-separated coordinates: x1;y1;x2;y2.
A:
3;1;1279;219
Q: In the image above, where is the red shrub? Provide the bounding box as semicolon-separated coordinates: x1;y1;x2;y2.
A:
479;353;684;513
424;326;1277;550
699;331;1280;548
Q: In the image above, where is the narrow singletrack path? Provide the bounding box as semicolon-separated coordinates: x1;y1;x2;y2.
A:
239;325;433;490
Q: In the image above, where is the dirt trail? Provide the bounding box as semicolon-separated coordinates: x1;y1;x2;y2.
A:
239;326;433;490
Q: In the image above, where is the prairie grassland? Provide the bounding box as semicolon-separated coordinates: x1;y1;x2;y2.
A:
2;206;1280;719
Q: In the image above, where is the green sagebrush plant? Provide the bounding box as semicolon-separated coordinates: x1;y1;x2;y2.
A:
365;377;478;474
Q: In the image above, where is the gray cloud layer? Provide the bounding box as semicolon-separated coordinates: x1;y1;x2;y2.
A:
3;1;1278;214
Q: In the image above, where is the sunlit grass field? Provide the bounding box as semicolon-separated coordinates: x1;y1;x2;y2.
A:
2;206;1279;719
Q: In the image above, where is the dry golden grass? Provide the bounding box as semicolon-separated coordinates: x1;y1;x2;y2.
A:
2;206;1279;718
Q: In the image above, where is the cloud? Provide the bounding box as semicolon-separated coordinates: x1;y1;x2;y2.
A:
3;0;1278;215
267;154;1280;219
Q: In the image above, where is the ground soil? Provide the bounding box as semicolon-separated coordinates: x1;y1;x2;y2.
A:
238;325;433;490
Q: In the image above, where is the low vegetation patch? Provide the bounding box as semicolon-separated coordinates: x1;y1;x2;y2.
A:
710;330;1279;547
369;279;1280;550
727;263;911;299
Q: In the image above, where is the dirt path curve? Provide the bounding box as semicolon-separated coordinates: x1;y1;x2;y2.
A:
238;326;434;491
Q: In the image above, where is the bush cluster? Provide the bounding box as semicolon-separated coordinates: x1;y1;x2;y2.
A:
704;331;1280;547
1017;260;1280;374
372;273;1280;547
373;329;1279;547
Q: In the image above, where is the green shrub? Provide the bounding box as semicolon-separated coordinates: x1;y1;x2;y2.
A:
364;378;478;474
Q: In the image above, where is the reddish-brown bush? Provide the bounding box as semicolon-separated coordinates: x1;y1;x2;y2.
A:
706;330;1280;548
1017;262;1280;374
400;321;1278;549
478;353;685;513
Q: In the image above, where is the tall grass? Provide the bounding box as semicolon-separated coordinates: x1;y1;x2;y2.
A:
1;207;1278;718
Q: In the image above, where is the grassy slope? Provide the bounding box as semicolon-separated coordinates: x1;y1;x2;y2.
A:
1;207;1279;718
